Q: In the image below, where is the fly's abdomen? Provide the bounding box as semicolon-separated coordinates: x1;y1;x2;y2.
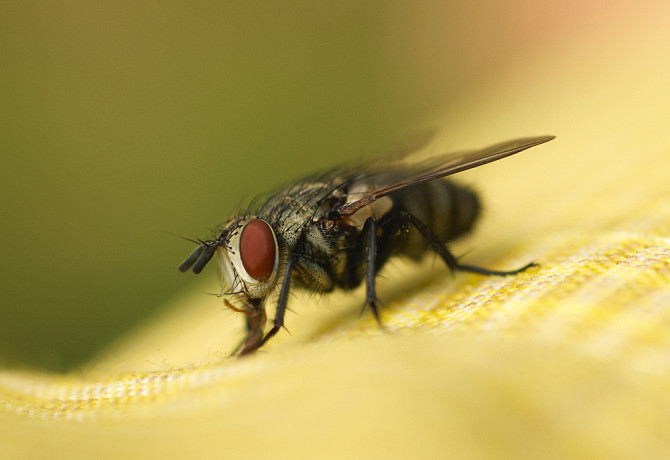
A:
392;179;480;259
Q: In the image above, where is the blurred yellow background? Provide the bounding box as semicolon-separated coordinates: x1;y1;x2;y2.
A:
3;1;670;459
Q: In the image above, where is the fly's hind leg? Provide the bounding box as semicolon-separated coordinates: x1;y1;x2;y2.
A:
399;211;536;276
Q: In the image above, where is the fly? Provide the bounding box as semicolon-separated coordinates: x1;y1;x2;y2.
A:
179;135;555;356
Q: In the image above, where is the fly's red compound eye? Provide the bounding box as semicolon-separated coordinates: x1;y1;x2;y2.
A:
239;219;277;281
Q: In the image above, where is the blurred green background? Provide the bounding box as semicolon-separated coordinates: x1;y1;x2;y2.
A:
0;1;566;371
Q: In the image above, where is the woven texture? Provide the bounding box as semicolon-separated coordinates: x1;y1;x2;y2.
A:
3;7;670;459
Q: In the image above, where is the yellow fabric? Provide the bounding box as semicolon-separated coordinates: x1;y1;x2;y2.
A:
4;7;670;460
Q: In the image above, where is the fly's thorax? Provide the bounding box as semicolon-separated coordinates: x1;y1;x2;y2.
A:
216;217;282;299
259;186;329;248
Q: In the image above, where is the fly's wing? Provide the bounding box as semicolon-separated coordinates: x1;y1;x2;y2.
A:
335;135;554;217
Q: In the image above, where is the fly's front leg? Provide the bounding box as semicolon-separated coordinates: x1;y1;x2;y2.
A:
399;211;536;276
362;217;382;324
256;256;295;350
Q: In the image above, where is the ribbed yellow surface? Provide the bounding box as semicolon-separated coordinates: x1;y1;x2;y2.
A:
3;5;670;459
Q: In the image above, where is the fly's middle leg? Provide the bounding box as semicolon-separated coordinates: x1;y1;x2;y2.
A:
399;211;536;276
362;217;382;324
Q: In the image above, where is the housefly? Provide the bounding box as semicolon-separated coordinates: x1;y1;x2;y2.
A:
179;135;554;356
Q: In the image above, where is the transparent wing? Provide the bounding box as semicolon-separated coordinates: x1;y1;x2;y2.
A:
336;135;555;217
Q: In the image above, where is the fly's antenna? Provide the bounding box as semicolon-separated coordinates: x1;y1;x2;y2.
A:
178;240;218;274
178;220;238;274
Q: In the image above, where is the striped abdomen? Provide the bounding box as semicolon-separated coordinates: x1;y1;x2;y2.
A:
390;179;480;259
336;179;480;290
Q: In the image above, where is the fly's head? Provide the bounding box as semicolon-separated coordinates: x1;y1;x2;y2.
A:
179;217;281;300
